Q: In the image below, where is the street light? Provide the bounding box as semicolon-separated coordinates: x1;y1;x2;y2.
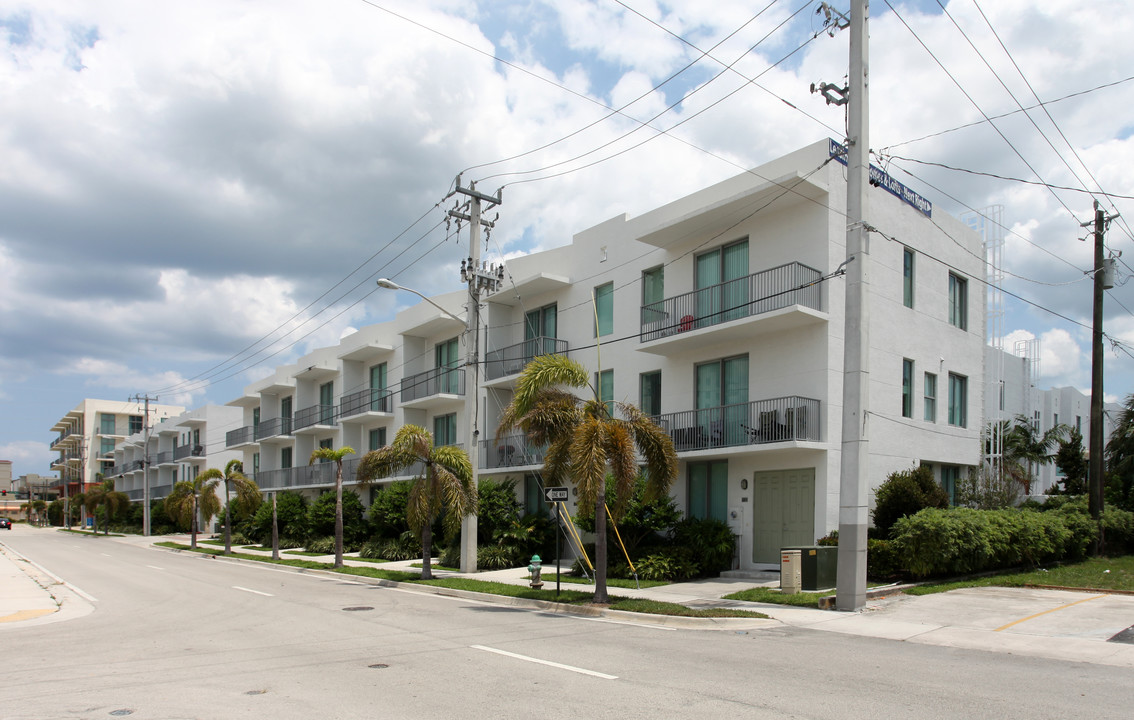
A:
376;278;480;573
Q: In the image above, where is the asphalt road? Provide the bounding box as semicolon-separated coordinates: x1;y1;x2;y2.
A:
1;530;1131;720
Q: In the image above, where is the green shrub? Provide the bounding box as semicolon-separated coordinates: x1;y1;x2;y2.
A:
247;491;309;544
635;550;698;582
368;481;413;539
308;490;368;546
305;536;336;554
374;531;422;561
478;544;515;570
438;542;460;568
867;538;902;580
872;465;949;537
277;535;306;550
671;517;735;577
1102;508;1134;555
477;478;522;545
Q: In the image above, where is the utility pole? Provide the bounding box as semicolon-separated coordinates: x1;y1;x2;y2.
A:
131;393;158;536
447;175;503;573
836;0;870;612
1086;200;1118;554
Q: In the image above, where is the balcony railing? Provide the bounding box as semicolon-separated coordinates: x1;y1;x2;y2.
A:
295;404;336;431
401;367;465;404
484;337;568;381
254;459;357;491
339;388;394;419
156;450;174;465
226;426;255;448
651;396;820;452
254;417;293;441
173;444;205;461
480;434;547;469
640;262;822;343
151;484;172;499
126;489;144;500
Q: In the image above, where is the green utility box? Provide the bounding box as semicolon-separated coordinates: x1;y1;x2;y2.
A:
781;546;837;591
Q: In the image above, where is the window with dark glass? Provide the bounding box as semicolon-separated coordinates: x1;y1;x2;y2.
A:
639;371;661;417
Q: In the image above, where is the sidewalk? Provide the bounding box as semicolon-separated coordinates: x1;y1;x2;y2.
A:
5;530;1134;668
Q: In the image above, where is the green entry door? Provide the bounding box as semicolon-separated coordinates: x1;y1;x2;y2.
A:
752;468;815;564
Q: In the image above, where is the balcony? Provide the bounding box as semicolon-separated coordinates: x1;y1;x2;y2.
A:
639;262;824;354
480;434;547;470
339;388;394;421
651;396;820;453
174;444;205;461
400;367;465;410
484;337;568;383
294;404;337;434
151;484;172;499
255;417;293;443
226;426;256;448
254;459;358;491
156;450;174;466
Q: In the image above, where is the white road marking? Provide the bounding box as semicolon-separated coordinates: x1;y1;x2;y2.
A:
471;645;618;679
233;586;273;597
563;614;677;631
100;553;112;557
146;565;164;571
4;547;98;602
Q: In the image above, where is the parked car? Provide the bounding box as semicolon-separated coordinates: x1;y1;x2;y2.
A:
0;518;12;529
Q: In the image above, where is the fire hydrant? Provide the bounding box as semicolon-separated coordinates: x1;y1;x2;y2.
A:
528;554;544;590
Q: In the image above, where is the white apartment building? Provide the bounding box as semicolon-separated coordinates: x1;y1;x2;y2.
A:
108;404;244;513
218;139;986;570
49;399;185;504
984;346;1122;496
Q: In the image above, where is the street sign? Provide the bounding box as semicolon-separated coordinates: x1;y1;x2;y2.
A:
543;486;569;502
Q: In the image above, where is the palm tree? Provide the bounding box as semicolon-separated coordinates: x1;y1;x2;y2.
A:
81;483;105;533
1003;414;1066;495
356;426;475;579
94;478;129;535
308;446;357;568
165;472;222;549
496;354;677;603
197;460;261;555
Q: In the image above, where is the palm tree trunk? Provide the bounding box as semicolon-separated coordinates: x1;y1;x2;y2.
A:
594;488;608;604
224;479;232;556
334;465;344;568
190;494;198;550
421;523;433;580
271;493;279;561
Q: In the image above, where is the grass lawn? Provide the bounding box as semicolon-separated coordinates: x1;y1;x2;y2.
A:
345;556;388;564
543;572;669;590
60;528;125;537
155;542;767;619
905;555;1134;596
722;587;828;608
284;550;330;556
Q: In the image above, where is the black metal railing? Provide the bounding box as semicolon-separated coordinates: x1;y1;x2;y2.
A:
226;426;255;447
640;262;822;342
151;484;172;499
254;417;293;441
156;450;173;465
650;396;820;452
339;388;394;419
479;434;548;469
295;404;336;431
254;458;360;491
401;367;465;403
484;337;568;381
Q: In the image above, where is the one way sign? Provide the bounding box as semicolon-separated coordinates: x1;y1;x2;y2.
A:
543;486;569;502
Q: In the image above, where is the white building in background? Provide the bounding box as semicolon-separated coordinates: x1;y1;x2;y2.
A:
49;399;185;504
108;405;244;515
216;139;986;570
984;346;1122;496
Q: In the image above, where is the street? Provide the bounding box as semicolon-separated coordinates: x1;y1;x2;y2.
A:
2;528;1130;719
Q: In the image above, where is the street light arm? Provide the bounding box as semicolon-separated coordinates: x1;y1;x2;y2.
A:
376;278;466;325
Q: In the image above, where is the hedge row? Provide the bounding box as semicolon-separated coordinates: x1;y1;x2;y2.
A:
887;504;1134;578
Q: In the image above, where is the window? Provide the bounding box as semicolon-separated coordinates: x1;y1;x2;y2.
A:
924;373;937;422
688;461;728;522
253;407;260;427
999;380;1005;411
948;373;967;427
524;474;548;516
941;466;960;506
99;413;116;435
696;355;748;446
369;362;387;391
281;447;292;469
948;273;967;330
1076;415;1082;433
639;371;662;417
525;304;557;340
1053;413;1059;427
696;239;749;326
902;359;914;418
1033;410;1040;430
280;397;292;420
594;282;613;337
436;337;460;394
129;415;143;435
192;429;200;450
319;381;335;424
433;413;457;446
253;453;260;474
368;427;386;451
100;438;115;456
596;369;614;416
903;247;915;308
317;438;333;461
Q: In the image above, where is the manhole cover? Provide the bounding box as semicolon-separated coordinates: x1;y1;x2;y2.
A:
244;690;267;695
109;711;134;717
342;606;374;611
368;663;389;669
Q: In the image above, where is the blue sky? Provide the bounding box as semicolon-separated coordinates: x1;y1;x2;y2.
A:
1;0;1133;478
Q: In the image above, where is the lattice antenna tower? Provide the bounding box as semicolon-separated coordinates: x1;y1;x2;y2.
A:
965;206;1005;476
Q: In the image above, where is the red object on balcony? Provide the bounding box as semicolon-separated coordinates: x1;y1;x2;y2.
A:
678;315;694;332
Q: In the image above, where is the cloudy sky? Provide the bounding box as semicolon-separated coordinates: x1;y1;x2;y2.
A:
2;0;1133;478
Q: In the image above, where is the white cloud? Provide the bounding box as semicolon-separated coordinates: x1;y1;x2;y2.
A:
0;440;52;469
